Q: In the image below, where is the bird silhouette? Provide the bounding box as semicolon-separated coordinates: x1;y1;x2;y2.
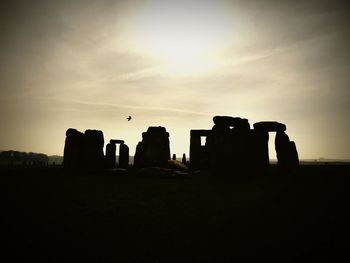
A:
127;116;132;121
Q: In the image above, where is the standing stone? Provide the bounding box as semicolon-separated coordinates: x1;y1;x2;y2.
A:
134;126;171;168
190;130;211;169
208;123;234;173
182;153;187;165
119;144;129;168
275;131;291;171
84;129;105;170
64;128;85;169
252;121;287;174
252;129;270;173
207;116;252;174
64;128;107;170
288;141;299;169
105;143;116;169
134;142;143;168
105;139;127;169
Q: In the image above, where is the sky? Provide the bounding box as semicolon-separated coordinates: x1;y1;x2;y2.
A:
0;0;349;159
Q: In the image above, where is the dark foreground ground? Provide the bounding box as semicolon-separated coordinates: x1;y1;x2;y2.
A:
2;165;350;262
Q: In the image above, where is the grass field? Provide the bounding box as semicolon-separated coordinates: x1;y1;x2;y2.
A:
3;165;350;262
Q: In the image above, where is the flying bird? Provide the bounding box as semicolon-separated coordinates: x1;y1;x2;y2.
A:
126;116;132;121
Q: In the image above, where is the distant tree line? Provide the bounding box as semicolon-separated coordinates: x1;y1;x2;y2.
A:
0;150;49;166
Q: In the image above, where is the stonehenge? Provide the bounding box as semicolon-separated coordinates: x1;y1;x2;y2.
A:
105;139;129;169
105;142;116;169
134;126;171;168
253;121;286;132
64;128;104;170
213;116;250;130
110;139;124;144
275;131;299;170
63;128;85;169
190;116;299;174
182;154;187;165
119;143;129;169
206;117;252;173
63;116;298;174
84;129;105;170
63;128;129;170
253;129;270;172
64;129;129;170
190;130;211;169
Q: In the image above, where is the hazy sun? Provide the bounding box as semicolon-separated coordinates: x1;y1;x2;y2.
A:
130;0;233;75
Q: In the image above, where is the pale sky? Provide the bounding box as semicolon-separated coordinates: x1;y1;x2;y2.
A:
0;0;349;159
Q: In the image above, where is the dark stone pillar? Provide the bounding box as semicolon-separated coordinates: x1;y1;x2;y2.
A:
275;131;290;171
289;141;299;169
253;130;270;173
105;143;116;169
84;129;104;170
190;130;211;169
134;126;171;168
190;130;202;169
208;124;233;174
182;153;187;165
119;144;129;168
63;128;84;169
134;142;143;167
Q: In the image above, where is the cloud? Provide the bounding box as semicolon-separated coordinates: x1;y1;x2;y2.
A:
53;98;212;117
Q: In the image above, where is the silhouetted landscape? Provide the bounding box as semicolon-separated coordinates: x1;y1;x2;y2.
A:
3;116;350;262
2;0;350;261
3;164;350;262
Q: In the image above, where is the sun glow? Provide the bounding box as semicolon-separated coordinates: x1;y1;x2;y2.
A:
130;0;233;75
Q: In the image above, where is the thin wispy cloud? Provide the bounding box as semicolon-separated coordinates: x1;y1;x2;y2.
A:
55;98;212;117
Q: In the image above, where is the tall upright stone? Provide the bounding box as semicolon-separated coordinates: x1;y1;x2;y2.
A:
84;129;105;170
207;123;233;173
64;128;106;170
275;131;291;170
134;126;171;168
119;144;129;168
64;128;85;169
252;129;270;172
105;143;116;169
289;141;299;169
253;121;287;173
182;153;187;165
207;116;252;174
190;130;211;169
